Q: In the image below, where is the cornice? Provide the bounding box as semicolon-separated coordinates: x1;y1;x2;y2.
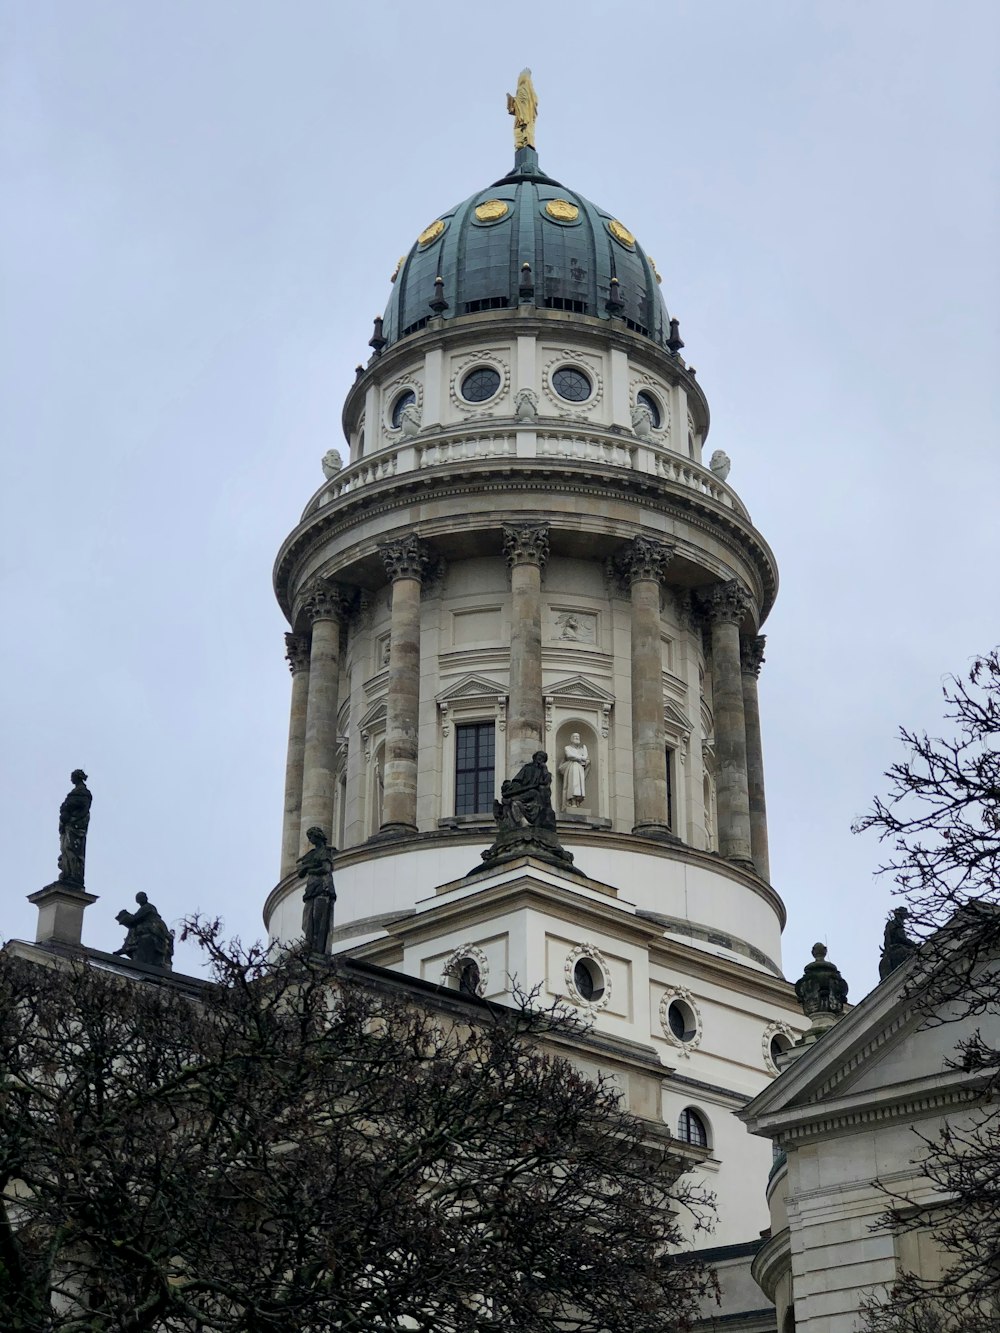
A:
273;460;778;626
763;1081;983;1146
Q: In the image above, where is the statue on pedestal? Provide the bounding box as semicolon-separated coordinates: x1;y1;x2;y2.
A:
473;752;581;876
879;907;917;979
57;769;92;888
506;69;538;151
297;826;336;954
115;893;174;969
559;734;590;808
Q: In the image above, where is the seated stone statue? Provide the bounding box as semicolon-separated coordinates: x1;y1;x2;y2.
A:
297;826;337;954
115;893;174;969
494;751;557;833
879;907;917;979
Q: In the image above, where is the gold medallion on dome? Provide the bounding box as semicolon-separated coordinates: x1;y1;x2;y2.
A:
608;219;636;248
417;219;446;247
545;199;579;223
647;255;663;284
474;199;509;222
390;254;406;283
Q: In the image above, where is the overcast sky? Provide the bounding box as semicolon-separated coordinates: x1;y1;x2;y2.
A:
2;2;998;994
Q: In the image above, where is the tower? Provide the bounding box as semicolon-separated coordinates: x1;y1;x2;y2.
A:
268;77;803;1326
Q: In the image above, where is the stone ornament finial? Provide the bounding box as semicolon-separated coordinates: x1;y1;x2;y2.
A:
502;523;549;570
57;770;92;889
631;402;653;439
514;387;538;420
379;534;430;583
614;535;675;587
115;892;174;969
301;579;349;625
709;449;731;482
879;907;917;980
699;579;755;627
284;632;310;675
399;402;422;438
321;449;343;479
740;635;766;678
794;943;849;1041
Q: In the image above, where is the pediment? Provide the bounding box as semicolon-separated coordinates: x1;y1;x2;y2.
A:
436;673;507;706
664;701;693;734
543;675;615;706
358;699;387;732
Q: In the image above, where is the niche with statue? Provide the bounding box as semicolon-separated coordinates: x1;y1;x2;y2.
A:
553;720;600;817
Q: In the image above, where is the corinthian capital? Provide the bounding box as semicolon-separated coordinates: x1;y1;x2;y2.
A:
502;523;549;569
284;632;311;674
615;535;675;587
379;534;430;582
301;579;350;625
699;580;755;627
740;634;766;678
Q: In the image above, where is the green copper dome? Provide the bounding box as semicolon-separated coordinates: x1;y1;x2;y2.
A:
381;149;673;350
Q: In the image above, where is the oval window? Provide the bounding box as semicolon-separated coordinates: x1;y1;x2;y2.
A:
552;366;592;403
458;960;481;996
573;958;604;1002
636;390;661;429
667;1000;696;1042
461;367;501;403
390;389;416;429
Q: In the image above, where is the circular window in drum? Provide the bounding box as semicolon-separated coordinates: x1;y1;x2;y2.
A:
460;366;501;403
390;389;416;429
636;390;661;429
573;958;604;1002
667;1000;697;1043
552;366;592;403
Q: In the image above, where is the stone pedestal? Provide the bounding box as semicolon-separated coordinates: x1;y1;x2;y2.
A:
702;580;755;865
379;536;428;835
280;633;311;878
741;635;770;881
618;536;675;837
28;882;99;947
299;581;348;851
503;524;548;771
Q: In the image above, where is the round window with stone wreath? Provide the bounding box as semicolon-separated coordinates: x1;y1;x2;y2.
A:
552;366;592;403
460;366;502;403
564;944;612;1010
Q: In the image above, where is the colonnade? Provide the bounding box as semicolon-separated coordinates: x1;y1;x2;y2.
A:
278;531;771;882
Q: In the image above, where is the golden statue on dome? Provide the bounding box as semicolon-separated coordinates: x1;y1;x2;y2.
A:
507;68;538;150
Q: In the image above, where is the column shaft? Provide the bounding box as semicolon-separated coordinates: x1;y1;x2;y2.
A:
741;636;770;881
299;600;343;851
382;575;422;832
703;582;754;864
503;525;548;772
280;634;311;877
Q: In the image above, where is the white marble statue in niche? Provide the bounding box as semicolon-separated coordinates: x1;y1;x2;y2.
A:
559;733;590;808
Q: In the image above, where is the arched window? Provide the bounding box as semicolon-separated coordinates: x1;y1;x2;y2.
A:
390;389;416;429
677;1107;709;1148
636;390;661;429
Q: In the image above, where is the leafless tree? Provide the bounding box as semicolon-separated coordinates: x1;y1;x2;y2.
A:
854;650;1000;1330
0;920;716;1333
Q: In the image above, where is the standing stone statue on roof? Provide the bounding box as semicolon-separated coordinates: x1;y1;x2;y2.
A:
57;769;92;888
879;907;917;979
297;826;337;954
506;68;538;150
115;892;174;969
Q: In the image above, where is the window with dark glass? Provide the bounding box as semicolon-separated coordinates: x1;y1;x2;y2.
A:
573;958;604;1001
454;722;495;815
770;1034;790;1064
636;390;661;428
460;366;501;402
667;1000;696;1042
390;389;416;429
459;960;481;996
665;746;675;831
552;366;592;402
677;1107;708;1148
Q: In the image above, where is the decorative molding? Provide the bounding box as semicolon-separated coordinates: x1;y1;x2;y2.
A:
502;522;549;569
658;985;704;1058
614;535;676;587
301;579;350;625
564;943;613;1012
284;632;310;674
741;634;766;678
699;579;755;628
762;1021;796;1076
441;944;490;997
379;534;430;583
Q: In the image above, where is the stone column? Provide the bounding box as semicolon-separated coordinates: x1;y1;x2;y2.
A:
741;634;771;881
279;633;311;878
617;536;675;837
701;581;755;865
299;580;348;852
379;535;429;835
503;523;549;772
